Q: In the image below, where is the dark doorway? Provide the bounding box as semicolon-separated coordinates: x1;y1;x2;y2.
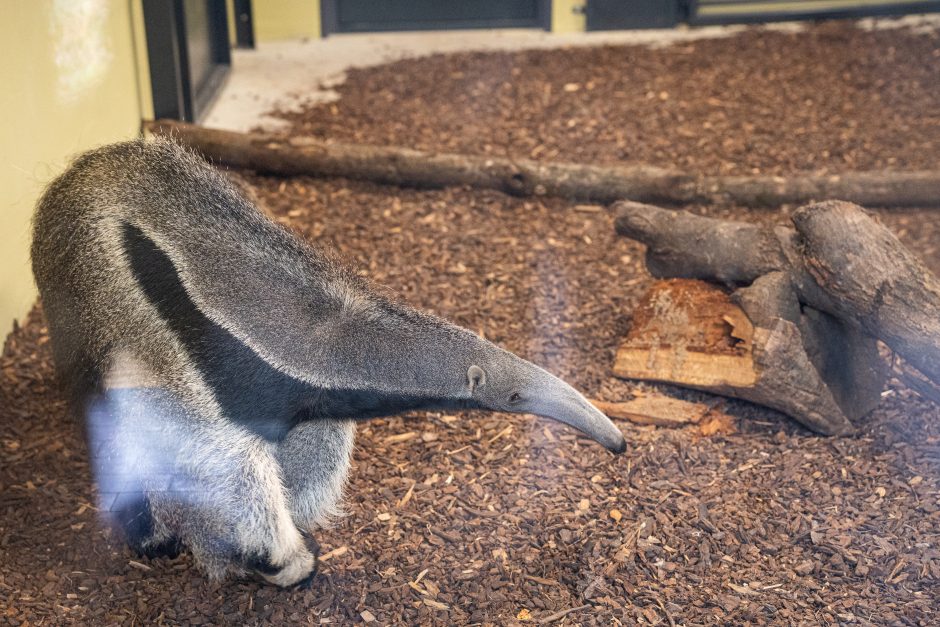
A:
142;0;231;122
321;0;551;35
586;0;683;30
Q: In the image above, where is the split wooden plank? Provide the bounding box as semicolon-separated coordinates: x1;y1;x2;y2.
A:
591;396;711;427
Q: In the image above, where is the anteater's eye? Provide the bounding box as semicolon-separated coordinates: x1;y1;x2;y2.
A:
509;392;522;404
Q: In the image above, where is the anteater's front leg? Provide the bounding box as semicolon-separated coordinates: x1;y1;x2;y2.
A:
275;419;356;540
163;420;318;586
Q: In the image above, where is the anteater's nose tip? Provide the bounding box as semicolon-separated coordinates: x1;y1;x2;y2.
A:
609;436;627;455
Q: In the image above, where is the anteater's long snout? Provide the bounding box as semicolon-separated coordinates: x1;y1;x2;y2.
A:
526;372;627;454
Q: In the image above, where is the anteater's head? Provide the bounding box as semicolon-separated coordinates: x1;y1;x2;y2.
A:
457;343;626;454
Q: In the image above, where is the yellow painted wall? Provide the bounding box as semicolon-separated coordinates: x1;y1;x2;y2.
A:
227;0;238;45
253;0;321;41
0;0;151;336
552;0;587;33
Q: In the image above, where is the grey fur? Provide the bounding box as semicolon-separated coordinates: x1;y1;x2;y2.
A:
31;138;625;586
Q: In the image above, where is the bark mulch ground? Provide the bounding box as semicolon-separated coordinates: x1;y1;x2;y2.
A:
3;18;940;626
274;21;940;177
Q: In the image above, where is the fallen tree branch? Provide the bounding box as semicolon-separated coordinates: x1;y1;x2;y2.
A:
145;120;940;207
145;120;690;204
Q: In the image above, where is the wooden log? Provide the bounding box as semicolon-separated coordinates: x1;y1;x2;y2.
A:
614;201;789;284
611;278;881;434
144;120;940;208
734;273;884;431
613;200;833;310
792;201;940;386
616;199;940;389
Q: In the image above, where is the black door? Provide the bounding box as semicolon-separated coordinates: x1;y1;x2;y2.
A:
143;0;231;122
586;0;683;30
321;0;551;35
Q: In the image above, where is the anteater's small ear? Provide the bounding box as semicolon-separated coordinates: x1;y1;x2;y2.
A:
467;365;486;392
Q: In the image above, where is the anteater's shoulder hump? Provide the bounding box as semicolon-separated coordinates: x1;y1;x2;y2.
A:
69;137;204;173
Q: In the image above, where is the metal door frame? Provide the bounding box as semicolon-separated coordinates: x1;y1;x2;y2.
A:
142;0;231;122
233;0;256;48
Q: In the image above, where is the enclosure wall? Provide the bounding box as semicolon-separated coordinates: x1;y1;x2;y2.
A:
553;0;588;31
0;1;152;335
254;0;322;41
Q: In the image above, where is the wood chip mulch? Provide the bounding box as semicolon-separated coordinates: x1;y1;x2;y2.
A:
3;19;940;626
274;21;940;177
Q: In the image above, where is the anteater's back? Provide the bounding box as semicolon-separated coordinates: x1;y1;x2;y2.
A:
31;139;256;402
